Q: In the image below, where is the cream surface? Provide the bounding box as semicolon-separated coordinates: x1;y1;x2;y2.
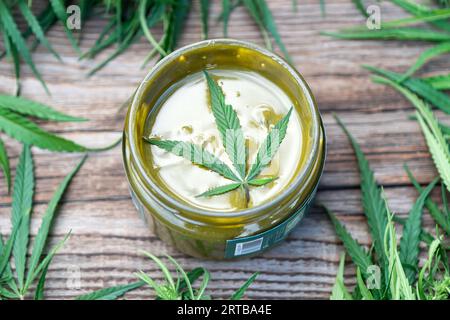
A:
147;69;303;211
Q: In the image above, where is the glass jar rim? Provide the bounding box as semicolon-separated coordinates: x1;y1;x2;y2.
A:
127;38;322;220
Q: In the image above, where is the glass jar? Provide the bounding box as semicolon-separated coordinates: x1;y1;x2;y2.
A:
122;39;326;259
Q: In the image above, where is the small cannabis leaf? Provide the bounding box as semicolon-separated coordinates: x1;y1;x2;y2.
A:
144;71;292;206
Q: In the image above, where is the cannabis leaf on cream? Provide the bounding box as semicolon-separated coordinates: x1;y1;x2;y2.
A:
144;71;292;205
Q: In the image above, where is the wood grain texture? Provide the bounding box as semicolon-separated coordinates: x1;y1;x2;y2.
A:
0;0;449;299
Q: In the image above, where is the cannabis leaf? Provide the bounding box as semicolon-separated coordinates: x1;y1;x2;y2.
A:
356;267;374;300
330;253;352;300
399;178;438;284
200;0;210;39
323;1;450;42
327;119;450;300
0;147;85;300
400;41;450;81
352;0;369;18
248;176;278;186
0;138;10;192
324;205;374;280
24;156;86;293
144;71;292;206
0;109;87;152
384;206;416;300
17;0;60;62
197;183;242;198
326;0;450;300
143;137;241;182
423;73;450;90
0;94;119;190
242;0;292;62
230;272;259;300
204;71;247;180
0;95;86;122
220;0;233;37
322;28;450;42
365;66;450;115
0;214;24;278
1;0;290;83
80;251;256;300
0;0;48;93
2;26;21;96
334;115;389;283
75;281;145;300
246;107;292;181
371;75;450;193
11;145;34;290
392;0;450;32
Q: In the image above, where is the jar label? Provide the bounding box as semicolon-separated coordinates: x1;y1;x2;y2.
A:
224;192;316;258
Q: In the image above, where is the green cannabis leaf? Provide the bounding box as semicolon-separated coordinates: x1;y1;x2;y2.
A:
326;0;450;300
328;117;450;300
323;1;450;42
322;28;450;42
197;183;242;198
330;253;352;300
0;138;10;192
334;115;389;287
0;146;85;300
220;0;233;37
400;42;450;81
142;137;241;182
370;75;450;193
200;0;210;40
144;71;292;206
0;95;86;122
351;0;369;18
0;0;48;94
16;0;60;62
11;145;34;290
49;0;80;54
77;251;257;300
423;73;450;90
241;0;292;62
230;271;259;300
75;281;145;300
246;107;292;181
23;156;86;293
365;66;450;115
392;0;450;32
324;205;374;281
0;94;120;192
1;0;292;88
399;178;438;284
204;71;247;180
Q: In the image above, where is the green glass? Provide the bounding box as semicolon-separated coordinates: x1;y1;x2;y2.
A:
123;39;326;259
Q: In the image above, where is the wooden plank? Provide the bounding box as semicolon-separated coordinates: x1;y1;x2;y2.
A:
0;0;448;299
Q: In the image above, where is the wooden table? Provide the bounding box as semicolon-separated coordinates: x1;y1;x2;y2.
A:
0;0;447;299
